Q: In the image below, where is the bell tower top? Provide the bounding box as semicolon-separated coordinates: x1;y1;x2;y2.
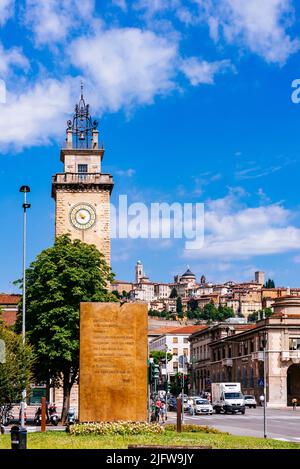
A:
59;85;106;174
66;83;99;150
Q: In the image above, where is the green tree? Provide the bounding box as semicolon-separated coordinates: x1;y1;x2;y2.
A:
216;305;235;321
149;350;173;365
264;279;275;288
0;325;34;412
176;297;183;315
248;307;273;323
169;287;178;298
15;234;116;423
111;290;120;299
201;302;218;322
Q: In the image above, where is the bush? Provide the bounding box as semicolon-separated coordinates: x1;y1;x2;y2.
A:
164;424;228;434
68;421;164;436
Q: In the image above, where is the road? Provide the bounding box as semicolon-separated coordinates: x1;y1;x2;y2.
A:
167;407;300;443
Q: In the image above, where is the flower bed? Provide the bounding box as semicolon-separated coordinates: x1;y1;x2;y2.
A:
68;421;164;436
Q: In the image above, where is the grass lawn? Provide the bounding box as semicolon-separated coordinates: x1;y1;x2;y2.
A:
0;430;299;449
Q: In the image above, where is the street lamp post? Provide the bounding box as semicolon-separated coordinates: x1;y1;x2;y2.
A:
191;354;196;396
19;185;31;428
262;333;267;439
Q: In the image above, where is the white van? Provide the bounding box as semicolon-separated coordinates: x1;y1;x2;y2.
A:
211;383;245;414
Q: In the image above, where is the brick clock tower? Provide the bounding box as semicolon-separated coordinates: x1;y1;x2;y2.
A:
52;88;114;265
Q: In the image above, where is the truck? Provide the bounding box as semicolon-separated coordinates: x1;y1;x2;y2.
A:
211;383;245;414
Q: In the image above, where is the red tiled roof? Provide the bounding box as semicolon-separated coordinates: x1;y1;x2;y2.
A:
165;325;208;335
148;327;178;335
234;324;257;330
0;294;21;305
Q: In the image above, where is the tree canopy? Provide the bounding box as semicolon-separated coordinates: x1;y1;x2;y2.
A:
264;279;275;288
248;307;273;323
187;301;235;322
0;325;34;411
15;234;117;421
149;350;173;365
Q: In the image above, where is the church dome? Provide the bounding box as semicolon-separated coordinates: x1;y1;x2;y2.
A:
181;268;196;278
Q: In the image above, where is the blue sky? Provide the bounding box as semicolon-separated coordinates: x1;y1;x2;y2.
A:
2;0;300;291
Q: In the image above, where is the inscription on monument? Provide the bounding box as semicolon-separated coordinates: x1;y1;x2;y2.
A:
79;302;148;422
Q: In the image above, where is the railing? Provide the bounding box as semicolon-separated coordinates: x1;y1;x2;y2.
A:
252;351;264;361
281;350;300;361
221;358;233;367
52;173;113;185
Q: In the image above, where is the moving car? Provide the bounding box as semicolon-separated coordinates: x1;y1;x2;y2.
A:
244;395;257;408
189;398;213;415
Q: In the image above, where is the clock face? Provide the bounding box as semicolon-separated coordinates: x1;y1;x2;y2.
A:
70;203;96;230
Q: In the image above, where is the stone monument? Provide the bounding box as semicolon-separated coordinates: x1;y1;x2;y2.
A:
79;302;148;422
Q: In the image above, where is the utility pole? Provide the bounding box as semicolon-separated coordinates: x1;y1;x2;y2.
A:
165;344;169;420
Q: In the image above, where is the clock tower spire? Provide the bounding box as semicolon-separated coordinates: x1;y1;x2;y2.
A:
52;87;114;265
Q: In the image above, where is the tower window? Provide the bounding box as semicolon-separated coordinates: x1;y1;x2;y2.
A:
78;164;88;173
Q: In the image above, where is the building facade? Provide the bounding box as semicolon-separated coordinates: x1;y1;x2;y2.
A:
149;326;206;377
190;296;300;407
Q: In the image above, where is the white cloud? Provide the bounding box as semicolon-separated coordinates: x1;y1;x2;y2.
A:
135;0;180;16
235;164;282;180
0;0;14;25
0;43;29;77
180;57;234;85
184;188;300;260
0;78;74;150
116;168;136;177
70;28;178;112
24;0;96;46
111;0;127;11
198;0;300;64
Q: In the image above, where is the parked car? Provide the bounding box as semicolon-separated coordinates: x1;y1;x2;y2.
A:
244;395;257;408
182;398;190;412
189;398;213;415
167;397;177;412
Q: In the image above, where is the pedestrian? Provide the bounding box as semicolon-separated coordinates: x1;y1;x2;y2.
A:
259;395;264;407
292;398;297;410
159;401;166;423
188;396;194;415
155;398;161;422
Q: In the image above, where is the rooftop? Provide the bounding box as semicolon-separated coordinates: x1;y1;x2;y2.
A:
0;294;21;305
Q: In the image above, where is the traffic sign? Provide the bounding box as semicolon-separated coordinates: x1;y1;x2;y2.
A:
258;378;264;387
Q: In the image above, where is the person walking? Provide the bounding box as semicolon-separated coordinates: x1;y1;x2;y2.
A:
159;401;166;423
292;398;297;410
155;398;161;422
188;396;194;415
259;395;265;407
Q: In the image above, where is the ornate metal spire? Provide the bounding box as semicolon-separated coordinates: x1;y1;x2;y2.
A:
67;83;98;149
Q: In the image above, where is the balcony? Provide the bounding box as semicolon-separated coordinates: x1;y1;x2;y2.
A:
52;173;114;197
281;351;300;363
221;358;233;367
